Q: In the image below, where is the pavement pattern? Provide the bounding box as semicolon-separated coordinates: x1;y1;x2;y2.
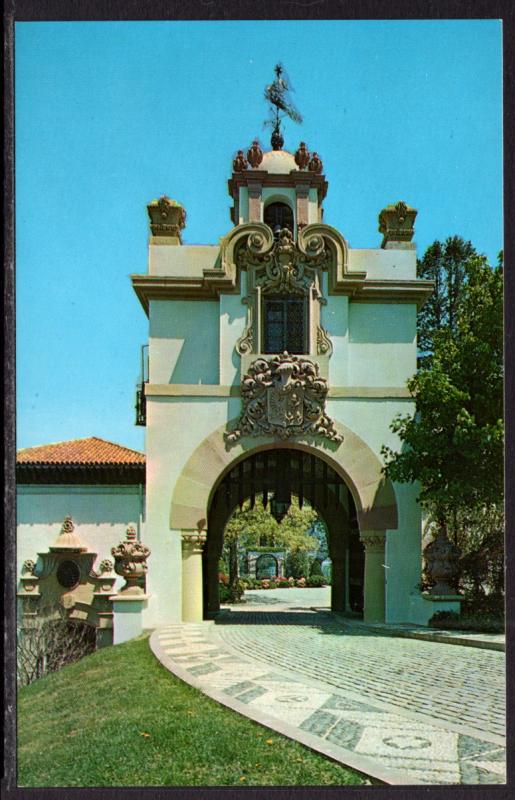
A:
149;588;506;786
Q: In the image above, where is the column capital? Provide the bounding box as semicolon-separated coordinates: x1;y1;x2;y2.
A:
360;532;386;551
181;531;207;552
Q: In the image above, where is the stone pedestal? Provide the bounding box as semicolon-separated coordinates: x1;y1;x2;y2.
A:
111;595;149;644
181;532;206;623
361;533;386;623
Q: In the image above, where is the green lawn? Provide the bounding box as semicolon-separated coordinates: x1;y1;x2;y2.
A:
18;635;369;787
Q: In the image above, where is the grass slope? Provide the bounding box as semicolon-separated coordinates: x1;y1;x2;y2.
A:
18;635;367;787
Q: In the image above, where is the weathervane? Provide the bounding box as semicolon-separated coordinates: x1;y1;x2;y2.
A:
264;63;303;150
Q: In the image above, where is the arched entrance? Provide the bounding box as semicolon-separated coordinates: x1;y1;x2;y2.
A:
255;554;279;580
171;419;398;625
203;448;364;619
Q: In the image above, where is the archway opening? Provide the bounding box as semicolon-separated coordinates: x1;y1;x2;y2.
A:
203;448;364;619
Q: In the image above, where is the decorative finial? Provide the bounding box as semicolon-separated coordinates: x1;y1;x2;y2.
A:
233;150;248;171
264;63;303;150
308;152;323;173
294;142;310;169
247;140;263;168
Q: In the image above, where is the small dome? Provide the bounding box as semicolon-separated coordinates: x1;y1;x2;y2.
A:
261;149;297;174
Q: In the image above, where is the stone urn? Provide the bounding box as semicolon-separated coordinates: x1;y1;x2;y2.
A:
247;140;263;168
424;528;461;596
233;150;248;171
308;152;323;173
294;142;310;169
378;200;417;248
147;196;186;242
111;526;151;596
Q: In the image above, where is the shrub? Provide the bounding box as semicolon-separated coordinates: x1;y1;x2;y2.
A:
218;572;229;586
306;575;326;588
261;579;270;589
428;609;504;634
17;609;96;687
219;579;246;604
309;559;323;577
296;577;306;588
286;551;310;579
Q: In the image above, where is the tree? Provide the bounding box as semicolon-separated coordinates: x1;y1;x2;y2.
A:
382;254;503;539
223;498;318;587
416;236;476;364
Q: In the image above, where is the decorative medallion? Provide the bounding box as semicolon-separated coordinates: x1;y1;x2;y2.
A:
225;353;342;444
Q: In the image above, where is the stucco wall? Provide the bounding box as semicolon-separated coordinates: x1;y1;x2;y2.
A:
149;299;219;384
347;304;417;386
17;484;144;589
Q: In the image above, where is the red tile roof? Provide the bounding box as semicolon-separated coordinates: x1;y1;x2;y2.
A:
17;437;145;466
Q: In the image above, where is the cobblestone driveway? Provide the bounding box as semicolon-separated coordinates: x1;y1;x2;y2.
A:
150;588;505;785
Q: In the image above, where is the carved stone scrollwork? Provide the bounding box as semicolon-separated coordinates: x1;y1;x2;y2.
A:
237;226;328;299
316;325;333;356
22;559;36;576
225;353;343;445
235;298;254;355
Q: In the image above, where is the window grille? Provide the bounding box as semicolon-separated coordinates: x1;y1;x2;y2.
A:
263;296;307;354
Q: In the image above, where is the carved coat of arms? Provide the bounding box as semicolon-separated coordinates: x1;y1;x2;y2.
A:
225;353;342;444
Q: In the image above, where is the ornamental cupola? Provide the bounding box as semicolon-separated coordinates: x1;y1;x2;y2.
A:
228;64;327;237
228;139;328;236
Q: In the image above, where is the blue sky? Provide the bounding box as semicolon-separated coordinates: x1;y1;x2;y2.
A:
15;20;503;452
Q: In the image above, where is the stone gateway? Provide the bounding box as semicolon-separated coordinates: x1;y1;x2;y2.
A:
129;137;460;630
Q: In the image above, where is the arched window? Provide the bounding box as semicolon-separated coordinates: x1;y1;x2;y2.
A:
264;202;294;236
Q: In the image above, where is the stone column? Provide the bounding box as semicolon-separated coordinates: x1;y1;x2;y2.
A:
295;182;310;230
248;181;262;222
328;522;346;613
181;531;207;623
361;532;386;623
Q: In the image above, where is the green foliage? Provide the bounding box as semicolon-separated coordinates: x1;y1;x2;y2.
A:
306;575;326;588
219;578;246;604
285;550;310;579
428;610;503;634
383;254;503;524
416;236;476;363
224;497;318;553
309;559;323;577
17;637;365;786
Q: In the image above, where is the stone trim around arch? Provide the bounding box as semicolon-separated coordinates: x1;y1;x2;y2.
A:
170;420;398;534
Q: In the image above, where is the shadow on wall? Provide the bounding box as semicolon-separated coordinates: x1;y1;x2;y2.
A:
17;491;142;526
151;300;220;384
349;305;416;343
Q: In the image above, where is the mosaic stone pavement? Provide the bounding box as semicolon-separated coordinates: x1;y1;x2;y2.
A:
150;591;505;786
